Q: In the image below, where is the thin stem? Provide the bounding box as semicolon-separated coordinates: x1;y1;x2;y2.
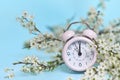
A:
112;22;120;27
23;17;43;36
31;32;38;35
33;25;42;34
37;37;62;44
13;61;33;65
93;38;99;50
93;11;101;29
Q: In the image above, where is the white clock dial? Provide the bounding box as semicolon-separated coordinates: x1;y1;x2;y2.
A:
65;40;95;71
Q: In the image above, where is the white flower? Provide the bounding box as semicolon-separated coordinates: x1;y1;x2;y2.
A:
5;73;15;79
22;11;28;18
30;39;37;48
66;77;73;80
21;66;30;72
84;67;96;78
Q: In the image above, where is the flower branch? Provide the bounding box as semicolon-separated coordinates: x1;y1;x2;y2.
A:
13;54;64;73
16;11;42;35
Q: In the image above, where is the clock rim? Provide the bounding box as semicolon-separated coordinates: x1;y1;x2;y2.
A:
62;36;97;71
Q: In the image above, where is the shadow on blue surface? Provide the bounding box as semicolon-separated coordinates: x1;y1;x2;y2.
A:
60;64;85;74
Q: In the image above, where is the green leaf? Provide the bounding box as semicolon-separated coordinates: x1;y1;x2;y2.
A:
23;41;31;49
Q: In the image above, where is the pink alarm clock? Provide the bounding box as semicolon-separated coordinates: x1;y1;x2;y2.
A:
62;29;97;71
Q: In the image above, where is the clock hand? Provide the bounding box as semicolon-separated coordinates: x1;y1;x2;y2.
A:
78;41;82;56
75;44;78;49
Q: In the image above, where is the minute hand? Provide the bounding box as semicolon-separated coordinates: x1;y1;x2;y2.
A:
78;42;82;56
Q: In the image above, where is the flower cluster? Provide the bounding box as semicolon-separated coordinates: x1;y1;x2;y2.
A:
16;11;41;35
80;25;120;80
20;56;46;73
13;54;63;74
81;52;120;80
29;33;63;53
100;18;120;42
81;7;103;33
17;11;64;53
4;68;15;79
97;0;106;9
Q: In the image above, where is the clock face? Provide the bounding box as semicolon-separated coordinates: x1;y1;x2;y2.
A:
62;37;97;71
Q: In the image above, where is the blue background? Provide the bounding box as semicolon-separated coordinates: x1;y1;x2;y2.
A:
0;0;120;80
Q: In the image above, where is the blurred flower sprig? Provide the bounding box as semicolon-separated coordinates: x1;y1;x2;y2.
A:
4;68;15;79
13;54;63;73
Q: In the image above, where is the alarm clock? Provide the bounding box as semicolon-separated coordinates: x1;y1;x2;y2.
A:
62;29;97;71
